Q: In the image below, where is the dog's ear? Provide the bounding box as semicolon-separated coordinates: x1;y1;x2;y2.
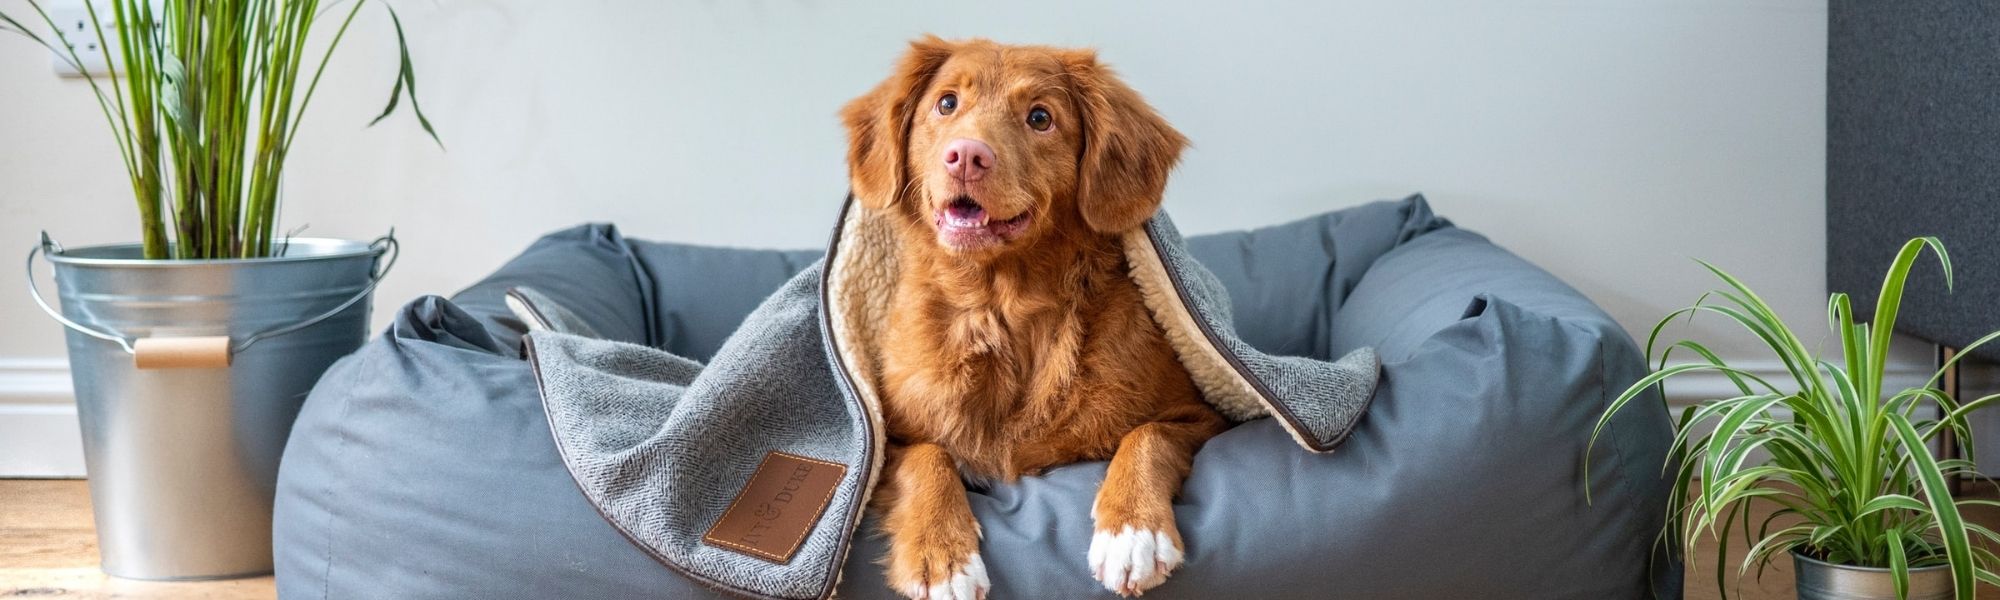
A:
1064;51;1188;233
842;36;954;210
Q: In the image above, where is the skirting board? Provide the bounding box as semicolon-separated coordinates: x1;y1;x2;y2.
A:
0;358;85;477
0;404;85;478
1660;359;1935;412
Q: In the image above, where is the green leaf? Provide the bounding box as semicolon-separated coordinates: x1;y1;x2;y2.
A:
1977;567;2000;588
1741;525;1810;582
1960;522;2000;546
1926;329;2000;391
1812;523;1849;548
368;4;442;148
1886;530;1910;600
1717;499;1743;599
1696;263;1823;396
1830;292;1863;382
368;35;405;122
1856;494;1926;520
1701;395;1791;487
1887;412;1974;599
1926;393;2000;441
1868;238;1950;401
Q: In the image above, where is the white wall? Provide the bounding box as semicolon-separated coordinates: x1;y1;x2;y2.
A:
2;0;1872;474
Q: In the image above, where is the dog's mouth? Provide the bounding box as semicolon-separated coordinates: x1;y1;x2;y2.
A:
934;196;1032;250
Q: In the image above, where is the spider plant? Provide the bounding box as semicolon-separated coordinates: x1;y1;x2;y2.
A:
1592;237;2000;600
0;0;438;259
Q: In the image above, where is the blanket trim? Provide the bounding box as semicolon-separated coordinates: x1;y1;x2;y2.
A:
522;334;803;600
808;195;879;600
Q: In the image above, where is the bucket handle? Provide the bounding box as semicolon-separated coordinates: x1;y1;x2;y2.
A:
25;231;400;367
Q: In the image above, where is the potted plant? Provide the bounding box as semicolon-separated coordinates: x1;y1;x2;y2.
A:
4;0;436;580
1594;237;2000;600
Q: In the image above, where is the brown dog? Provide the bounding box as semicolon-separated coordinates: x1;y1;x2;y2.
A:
841;36;1228;599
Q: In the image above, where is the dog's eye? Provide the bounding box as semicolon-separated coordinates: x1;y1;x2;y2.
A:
1027;106;1052;131
938;93;958;115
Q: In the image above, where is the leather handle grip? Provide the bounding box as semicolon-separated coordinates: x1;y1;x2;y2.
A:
133;337;233;369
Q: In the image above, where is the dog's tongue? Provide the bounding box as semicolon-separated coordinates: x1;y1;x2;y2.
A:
945;198;987;228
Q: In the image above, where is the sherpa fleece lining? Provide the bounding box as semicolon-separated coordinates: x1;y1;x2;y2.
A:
823;204;897;537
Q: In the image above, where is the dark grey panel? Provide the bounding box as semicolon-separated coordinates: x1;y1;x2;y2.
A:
1828;0;2000;359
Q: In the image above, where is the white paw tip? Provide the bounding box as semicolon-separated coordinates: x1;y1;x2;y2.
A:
1087;526;1183;596
906;553;990;600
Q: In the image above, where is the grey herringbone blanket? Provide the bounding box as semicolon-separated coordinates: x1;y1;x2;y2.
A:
521;200;1379;600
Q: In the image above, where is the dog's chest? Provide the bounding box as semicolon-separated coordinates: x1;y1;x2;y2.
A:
879;301;1104;474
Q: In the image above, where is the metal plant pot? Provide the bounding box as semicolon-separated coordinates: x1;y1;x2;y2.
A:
1795;550;1954;600
26;233;395;580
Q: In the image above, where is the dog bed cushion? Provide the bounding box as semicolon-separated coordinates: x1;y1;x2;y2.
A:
273;195;1681;599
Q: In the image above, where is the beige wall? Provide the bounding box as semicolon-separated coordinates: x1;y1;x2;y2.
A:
2;0;1870;433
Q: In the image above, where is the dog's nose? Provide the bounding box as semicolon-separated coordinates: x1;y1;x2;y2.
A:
942;138;995;182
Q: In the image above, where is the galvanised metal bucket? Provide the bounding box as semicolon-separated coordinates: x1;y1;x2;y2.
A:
1794;550;1954;600
26;233;396;580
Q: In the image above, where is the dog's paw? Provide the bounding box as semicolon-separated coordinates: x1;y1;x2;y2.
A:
1088;524;1183;597
889;551;988;600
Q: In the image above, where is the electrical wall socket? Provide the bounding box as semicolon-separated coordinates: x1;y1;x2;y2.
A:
46;0;121;78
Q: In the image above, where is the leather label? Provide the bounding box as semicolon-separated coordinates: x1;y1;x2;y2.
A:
702;451;848;564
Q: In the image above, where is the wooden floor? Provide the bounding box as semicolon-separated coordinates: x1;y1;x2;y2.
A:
2;480;273;599
2;479;1999;599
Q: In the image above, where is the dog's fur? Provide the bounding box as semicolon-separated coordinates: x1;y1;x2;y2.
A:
842;36;1227;600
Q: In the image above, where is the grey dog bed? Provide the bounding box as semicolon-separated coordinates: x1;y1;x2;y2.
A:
273;195;1681;599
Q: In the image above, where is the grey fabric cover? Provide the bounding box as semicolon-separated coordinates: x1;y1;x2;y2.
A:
274;195;1681;599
